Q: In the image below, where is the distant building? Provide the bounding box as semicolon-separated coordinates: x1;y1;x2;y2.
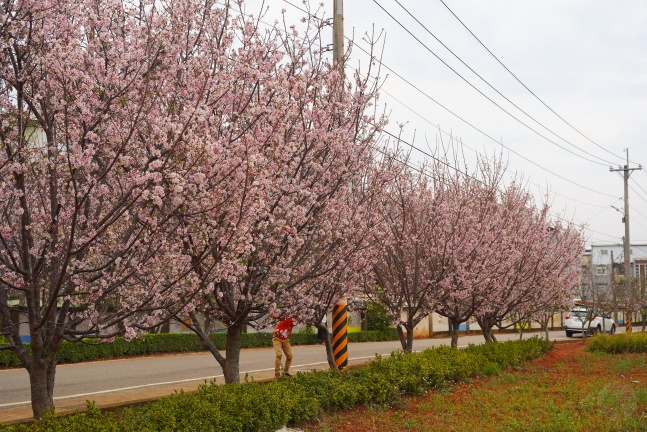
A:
590;241;647;279
585;242;647;323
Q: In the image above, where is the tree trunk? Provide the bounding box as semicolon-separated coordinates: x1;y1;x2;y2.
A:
396;324;407;351
398;322;414;353
222;322;243;384
405;324;414;353
535;317;550;340
187;312;240;384
517;320;525;340
476;316;497;343
29;358;56;418
476;317;495;342
317;324;337;369
482;327;493;342
448;318;460;348
396;323;414;352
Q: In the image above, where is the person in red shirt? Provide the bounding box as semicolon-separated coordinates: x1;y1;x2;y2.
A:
272;311;297;378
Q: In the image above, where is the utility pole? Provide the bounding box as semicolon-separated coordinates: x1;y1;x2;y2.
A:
610;250;618;323
331;0;348;371
610;149;642;332
333;0;344;67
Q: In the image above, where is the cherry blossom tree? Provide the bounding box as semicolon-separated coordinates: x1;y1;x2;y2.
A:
287;149;401;368
363;145;583;350
472;186;584;342
523;223;585;339
432;155;510;348
168;11;389;382
0;0;250;417
362;156;448;353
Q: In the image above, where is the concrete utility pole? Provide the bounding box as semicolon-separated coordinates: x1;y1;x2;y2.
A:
610;250;618;323
331;0;348;370
333;0;344;66
610;149;642;332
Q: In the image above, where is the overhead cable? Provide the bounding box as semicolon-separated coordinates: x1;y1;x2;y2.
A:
436;0;632;165
374;0;614;167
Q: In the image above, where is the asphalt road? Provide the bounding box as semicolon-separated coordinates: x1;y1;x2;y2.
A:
0;327;639;423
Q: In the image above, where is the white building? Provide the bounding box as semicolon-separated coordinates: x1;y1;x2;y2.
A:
590;241;647;279
587;242;647;325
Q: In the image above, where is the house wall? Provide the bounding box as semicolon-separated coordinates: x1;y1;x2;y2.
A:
591;242;647;268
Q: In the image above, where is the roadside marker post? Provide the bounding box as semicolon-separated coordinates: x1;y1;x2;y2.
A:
332;300;348;371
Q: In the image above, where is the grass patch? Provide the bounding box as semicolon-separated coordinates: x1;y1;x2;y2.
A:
302;340;647;432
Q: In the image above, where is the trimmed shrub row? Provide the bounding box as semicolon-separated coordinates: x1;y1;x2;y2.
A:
0;329;399;369
586;331;647;354
0;337;551;431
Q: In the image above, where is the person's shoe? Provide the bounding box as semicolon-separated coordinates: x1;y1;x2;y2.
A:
282;372;292;377
275;373;281;379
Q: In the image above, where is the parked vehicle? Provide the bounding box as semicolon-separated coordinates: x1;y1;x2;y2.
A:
563;307;616;337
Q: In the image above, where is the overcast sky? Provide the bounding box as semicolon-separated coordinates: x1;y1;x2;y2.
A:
246;0;647;251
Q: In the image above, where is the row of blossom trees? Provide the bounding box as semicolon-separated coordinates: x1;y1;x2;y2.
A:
0;0;583;418
365;151;583;351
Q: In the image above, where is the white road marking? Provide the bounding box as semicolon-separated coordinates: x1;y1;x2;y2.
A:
0;361;332;408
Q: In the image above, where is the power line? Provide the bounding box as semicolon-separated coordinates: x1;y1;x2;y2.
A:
382;120;627;242
628;205;647;232
379;127;478;181
373;0;614;167
629;203;647;224
229;0;617;240
580;203;618;224
230;0;629;244
381;127;622;241
589;233;624;243
377;85;612;210
631;178;647;204
435;0;631;165
347;39;618;198
629;185;647;206
277;0;623;235
279;0;646;203
389;0;618;167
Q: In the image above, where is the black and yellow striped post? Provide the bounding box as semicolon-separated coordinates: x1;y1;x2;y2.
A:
626;304;633;333
332;300;348;370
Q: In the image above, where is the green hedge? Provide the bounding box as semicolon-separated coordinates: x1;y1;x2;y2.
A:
0;329;399;369
586;332;647;354
0;337;551;432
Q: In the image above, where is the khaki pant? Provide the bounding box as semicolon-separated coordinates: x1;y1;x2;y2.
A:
272;337;293;375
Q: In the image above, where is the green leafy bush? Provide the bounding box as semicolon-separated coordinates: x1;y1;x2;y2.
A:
348;328;398;342
365;301;394;331
464;338;552;369
0;346;23;368
0;338;551;431
586;332;647;354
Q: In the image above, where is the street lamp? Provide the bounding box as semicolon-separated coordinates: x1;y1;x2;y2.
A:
611;205;625;223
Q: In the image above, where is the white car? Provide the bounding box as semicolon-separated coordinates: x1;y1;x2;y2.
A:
563;307;616;337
